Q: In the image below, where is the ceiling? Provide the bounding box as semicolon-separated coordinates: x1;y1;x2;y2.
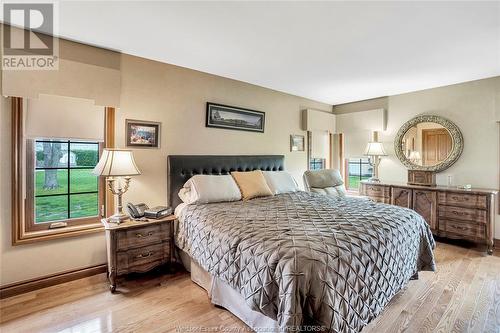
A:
22;1;500;104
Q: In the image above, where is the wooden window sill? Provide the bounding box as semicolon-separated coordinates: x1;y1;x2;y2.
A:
13;223;104;246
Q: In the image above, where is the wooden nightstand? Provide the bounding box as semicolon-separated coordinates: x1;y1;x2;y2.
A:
101;215;176;292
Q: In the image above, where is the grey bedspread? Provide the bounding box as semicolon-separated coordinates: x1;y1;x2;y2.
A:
175;191;436;332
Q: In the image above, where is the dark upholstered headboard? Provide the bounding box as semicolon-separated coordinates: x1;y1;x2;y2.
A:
167;155;285;208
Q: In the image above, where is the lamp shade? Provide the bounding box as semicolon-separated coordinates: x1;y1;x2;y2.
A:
364;142;387;156
92;149;141;176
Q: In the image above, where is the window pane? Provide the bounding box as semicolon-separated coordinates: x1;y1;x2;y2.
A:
35;195;68;223
35;141;69;168
348;176;362;190
70;142;99;167
361;163;373;177
70;193;99;219
348;159;361;177
35;169;68;196
70;169;98;194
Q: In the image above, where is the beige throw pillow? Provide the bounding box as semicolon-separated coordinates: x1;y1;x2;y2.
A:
231;170;273;200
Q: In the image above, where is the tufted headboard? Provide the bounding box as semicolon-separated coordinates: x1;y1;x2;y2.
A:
167;155;285;208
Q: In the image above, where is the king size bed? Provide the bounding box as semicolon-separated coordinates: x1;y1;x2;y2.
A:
168;155;436;333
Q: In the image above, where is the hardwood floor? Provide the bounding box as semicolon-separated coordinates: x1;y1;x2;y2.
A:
1;241;499;333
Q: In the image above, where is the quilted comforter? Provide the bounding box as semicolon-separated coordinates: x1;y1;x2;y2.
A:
175;191;436;332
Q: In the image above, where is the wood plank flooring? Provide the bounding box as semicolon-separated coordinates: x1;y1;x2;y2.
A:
1;241;499;333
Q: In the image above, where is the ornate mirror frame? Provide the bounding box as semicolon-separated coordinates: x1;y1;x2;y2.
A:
394;115;464;173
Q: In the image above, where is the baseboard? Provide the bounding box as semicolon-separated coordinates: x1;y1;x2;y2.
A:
0;263;107;299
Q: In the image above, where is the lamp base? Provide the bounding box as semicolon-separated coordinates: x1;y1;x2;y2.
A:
107;213;129;224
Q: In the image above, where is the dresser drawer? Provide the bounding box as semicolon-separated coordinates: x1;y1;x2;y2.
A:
438;206;487;224
117;225;162;250
438;192;487;209
439;219;485;240
363;184;391;198
116;243;170;275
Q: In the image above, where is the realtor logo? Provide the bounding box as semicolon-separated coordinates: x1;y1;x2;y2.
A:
2;2;59;70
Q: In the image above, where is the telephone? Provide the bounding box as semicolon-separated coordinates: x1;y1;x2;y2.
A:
126;203;149;219
127;202;173;220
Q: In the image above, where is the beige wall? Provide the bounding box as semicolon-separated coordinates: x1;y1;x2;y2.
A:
0;54;331;285
337;77;500;238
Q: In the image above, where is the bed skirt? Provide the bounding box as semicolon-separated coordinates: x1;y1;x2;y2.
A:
178;248;279;331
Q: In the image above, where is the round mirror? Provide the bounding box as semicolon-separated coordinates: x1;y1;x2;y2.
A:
394;115;463;172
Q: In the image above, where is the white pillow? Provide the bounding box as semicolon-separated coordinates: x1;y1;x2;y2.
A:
178;175;242;204
263;171;299;194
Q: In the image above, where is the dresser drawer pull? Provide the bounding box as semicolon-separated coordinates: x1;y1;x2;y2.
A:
450;225;468;231
136;231;154;238
136;251;154;259
451;195;469;201
369;187;381;192
451;211;467;217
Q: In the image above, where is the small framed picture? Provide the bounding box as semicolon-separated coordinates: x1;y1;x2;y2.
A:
125;119;161;148
290;134;305;152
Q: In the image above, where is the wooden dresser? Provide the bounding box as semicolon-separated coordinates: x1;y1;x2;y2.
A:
102;216;176;292
360;182;498;254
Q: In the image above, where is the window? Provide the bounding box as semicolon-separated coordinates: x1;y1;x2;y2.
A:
11;97;114;244
26;139;104;232
309;158;326;170
346;157;373;190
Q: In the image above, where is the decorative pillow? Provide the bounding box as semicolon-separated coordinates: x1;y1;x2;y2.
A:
178;175;242;204
304;169;344;189
231;170;273;200
263;171;299;194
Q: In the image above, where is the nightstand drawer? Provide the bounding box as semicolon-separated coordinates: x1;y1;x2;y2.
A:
117;225;162;250
116;243;168;274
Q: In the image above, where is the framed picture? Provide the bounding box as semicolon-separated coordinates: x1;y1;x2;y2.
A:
206;102;265;133
125;119;161;148
290;134;305;152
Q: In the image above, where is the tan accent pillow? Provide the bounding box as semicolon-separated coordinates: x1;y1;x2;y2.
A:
231;170;273;200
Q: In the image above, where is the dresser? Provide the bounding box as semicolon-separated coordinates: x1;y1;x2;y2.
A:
360;182;498;254
102;216;176;292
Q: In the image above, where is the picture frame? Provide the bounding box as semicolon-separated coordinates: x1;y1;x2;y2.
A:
125;119;161;148
206;102;265;133
290;134;305;152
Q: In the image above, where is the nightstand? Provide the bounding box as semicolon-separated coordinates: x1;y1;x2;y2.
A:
101;215;176;292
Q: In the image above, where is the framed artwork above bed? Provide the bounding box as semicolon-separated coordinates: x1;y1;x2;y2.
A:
206;102;265;133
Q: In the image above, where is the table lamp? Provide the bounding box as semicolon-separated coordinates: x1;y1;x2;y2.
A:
364;131;387;182
408;150;421;164
93;149;141;223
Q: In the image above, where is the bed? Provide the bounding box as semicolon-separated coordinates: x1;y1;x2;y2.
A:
168;155;436;333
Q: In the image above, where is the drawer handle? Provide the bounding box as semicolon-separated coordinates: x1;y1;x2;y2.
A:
136;251;154;259
370;187;381;191
451;211;467;217
451;225;468;231
136;231;154;238
451;195;469;201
